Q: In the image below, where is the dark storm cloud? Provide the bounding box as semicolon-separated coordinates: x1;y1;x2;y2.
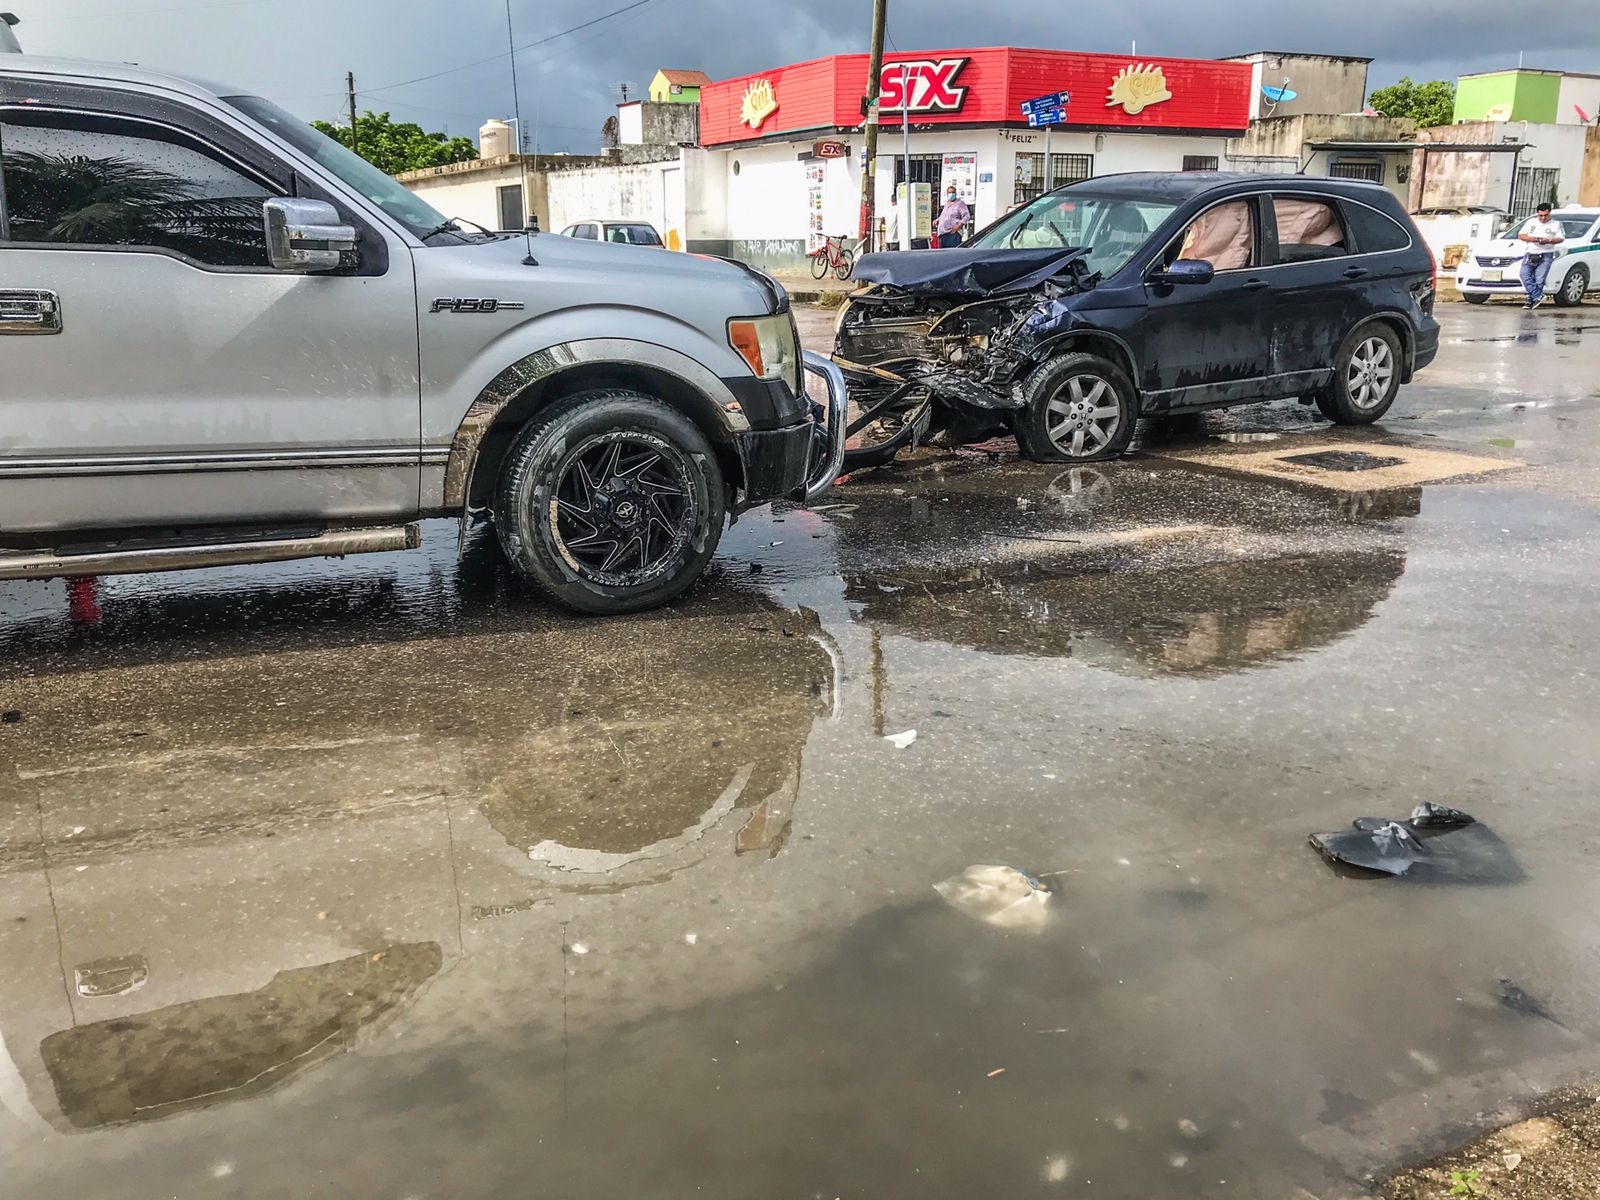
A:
10;0;1599;151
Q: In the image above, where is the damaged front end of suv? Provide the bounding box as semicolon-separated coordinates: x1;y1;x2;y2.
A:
831;247;1100;467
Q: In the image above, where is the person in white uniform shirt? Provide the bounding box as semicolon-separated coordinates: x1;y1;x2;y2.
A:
1517;202;1566;308
884;191;903;252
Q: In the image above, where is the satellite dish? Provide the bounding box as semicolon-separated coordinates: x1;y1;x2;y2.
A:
1260;77;1296;117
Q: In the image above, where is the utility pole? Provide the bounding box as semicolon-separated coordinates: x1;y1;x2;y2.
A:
858;0;887;251
346;71;360;157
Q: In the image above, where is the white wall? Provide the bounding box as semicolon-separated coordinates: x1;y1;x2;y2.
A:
723;141;813;242
683;148;726;246
546;160;682;241
1557;76;1600;125
618;103;643;145
403;162;525;232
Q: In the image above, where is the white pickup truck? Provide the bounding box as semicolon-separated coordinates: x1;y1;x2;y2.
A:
0;40;844;613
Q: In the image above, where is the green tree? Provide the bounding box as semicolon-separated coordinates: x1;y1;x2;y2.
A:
1366;77;1457;128
310;111;478;175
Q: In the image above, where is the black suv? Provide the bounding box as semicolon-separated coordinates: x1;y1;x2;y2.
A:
837;173;1440;464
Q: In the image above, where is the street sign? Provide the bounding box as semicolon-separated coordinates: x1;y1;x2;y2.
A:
1026;108;1067;127
1019;90;1071;117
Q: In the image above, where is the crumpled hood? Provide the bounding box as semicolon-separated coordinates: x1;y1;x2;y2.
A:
851;246;1090;297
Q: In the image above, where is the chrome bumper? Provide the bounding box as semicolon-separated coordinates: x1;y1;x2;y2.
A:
802;349;848;501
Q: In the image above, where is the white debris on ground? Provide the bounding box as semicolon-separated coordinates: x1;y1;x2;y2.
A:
884;729;918;749
933;865;1052;930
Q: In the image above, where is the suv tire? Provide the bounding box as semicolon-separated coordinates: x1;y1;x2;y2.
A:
494;389;725;615
1462;293;1489;305
1316;324;1403;425
1554;265;1588;307
1013;352;1138;464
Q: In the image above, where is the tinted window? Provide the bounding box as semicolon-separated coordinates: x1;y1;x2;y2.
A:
606;223;661;245
1342;201;1412;253
1;112;273;266
1557;217;1594;239
1272;196;1347;263
575;224;598;240
224;96;451;241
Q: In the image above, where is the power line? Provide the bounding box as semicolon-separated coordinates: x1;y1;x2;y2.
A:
359;0;658;95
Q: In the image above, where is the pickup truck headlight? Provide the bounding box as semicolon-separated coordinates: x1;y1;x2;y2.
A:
728;313;803;398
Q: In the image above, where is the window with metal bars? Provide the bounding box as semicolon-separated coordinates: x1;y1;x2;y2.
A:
1182;155;1219;172
1328;158;1383;183
1014;153;1092;205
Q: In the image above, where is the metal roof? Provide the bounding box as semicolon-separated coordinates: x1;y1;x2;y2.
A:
1306;141;1420;152
1413;142;1533;154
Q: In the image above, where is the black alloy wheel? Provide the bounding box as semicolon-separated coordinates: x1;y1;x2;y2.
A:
495;390;725;615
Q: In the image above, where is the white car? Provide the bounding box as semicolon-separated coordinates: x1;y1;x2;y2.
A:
558;219;667;247
1455;207;1600;306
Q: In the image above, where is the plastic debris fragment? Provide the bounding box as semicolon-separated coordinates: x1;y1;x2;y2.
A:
933;865;1053;930
884;729;918;749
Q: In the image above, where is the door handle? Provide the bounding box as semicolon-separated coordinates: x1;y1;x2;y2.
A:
1242;278;1270;292
1343;266;1370;279
0;290;62;334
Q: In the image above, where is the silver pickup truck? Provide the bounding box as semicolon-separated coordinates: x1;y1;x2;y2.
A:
0;45;844;614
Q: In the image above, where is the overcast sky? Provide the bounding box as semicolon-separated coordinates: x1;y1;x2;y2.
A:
10;0;1599;152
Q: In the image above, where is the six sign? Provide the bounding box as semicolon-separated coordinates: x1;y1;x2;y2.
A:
879;58;970;113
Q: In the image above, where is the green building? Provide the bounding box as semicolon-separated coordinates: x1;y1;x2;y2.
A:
649;69;712;105
1454;69;1567;124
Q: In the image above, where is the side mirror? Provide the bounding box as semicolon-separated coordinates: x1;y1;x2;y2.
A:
264;198;357;272
1151;258;1215;286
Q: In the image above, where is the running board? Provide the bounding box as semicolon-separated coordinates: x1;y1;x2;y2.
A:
0;524;422;581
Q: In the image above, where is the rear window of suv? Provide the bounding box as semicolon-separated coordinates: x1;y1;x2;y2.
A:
1341;201;1412;254
1273;196;1348;262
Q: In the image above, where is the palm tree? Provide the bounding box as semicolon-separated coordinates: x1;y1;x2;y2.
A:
3;150;268;265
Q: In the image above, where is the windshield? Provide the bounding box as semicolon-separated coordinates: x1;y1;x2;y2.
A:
222;95;452;240
971;188;1180;277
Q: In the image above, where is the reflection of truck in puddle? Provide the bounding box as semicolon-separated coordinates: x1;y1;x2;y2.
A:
0;609;833;1132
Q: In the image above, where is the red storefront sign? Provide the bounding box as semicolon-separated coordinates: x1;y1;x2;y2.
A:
700;47;1253;146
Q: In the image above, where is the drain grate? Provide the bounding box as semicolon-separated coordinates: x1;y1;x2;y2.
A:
1281;450;1406;473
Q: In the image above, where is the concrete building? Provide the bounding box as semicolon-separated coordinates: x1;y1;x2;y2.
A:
1224;113;1417;204
616;100;699;148
1454;68;1600;126
1409;120;1600;213
649;68;711;104
1222;51;1373;120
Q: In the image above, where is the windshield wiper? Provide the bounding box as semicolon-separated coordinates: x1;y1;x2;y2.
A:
421;216;500;243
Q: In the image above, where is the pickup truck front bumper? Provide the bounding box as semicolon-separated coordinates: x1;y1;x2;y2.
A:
733;350;848;508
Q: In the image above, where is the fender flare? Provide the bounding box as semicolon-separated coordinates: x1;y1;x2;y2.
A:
442;338;751;510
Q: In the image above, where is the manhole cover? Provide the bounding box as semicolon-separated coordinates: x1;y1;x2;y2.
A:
1281;450;1406;473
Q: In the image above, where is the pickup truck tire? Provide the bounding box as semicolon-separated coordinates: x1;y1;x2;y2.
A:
1316;324;1402;425
493;390;725;615
1013;353;1137;464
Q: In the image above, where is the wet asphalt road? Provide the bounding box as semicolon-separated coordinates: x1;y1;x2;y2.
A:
2;304;1599;1199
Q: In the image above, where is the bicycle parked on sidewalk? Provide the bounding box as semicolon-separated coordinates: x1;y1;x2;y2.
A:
809;234;855;281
